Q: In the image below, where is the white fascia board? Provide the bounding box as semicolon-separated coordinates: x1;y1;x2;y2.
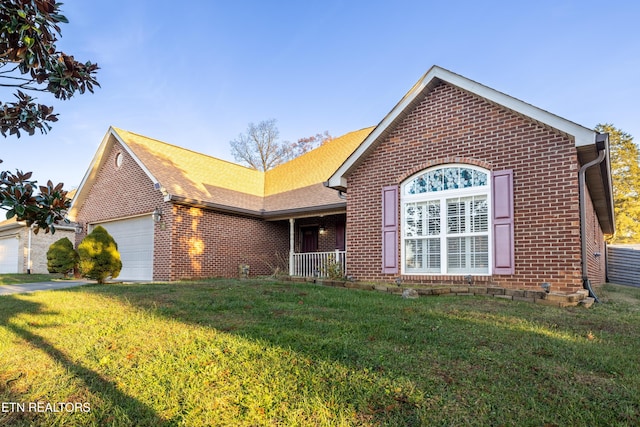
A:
68;128;115;219
327;66;597;190
438;67;597;147
68;127;161;220
110;129;160;185
327;67;439;189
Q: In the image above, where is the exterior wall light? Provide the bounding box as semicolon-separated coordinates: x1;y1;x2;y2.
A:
152;208;163;223
75;223;83;234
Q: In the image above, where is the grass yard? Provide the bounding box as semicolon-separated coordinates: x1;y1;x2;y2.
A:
0;280;639;426
0;274;62;286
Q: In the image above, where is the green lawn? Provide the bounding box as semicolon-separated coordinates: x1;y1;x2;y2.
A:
1;279;638;426
0;274;62;286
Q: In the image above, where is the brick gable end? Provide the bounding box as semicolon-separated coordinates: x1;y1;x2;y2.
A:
346;82;584;292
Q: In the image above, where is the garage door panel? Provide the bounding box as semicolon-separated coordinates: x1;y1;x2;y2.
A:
0;236;20;274
96;216;153;281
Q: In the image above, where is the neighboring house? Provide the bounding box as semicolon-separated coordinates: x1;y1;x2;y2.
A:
69;66;614;294
0;218;76;274
0;189;77;274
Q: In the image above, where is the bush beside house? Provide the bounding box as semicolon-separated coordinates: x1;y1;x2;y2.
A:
46;237;78;277
78;226;122;284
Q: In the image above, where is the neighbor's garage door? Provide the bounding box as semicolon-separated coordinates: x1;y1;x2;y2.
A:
0;236;20;274
95;216;154;281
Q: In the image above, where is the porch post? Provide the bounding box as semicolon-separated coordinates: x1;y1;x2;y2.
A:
289;218;295;276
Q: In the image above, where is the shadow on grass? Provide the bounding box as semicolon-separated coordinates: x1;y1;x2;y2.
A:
74;281;429;423
0;294;171;426
71;280;640;425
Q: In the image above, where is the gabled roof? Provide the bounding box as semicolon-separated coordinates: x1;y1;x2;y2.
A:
69;126;372;220
265;127;373;196
326;65;614;234
327;65;600;191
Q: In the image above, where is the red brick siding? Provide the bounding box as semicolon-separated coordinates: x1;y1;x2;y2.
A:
153;200;174;281
584;183;606;284
74;139;174;281
74;141;164;226
75;138;291;281
346;83;585;292
170;205;289;280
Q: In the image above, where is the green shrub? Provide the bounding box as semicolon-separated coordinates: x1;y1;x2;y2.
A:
46;237;78;276
321;254;344;280
78;226;122;284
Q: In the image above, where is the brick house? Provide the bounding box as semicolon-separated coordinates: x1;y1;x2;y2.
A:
0;218;76;274
1;189;77;274
69;66;613;294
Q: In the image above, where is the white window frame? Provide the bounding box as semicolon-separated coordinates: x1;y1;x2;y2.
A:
401;164;492;276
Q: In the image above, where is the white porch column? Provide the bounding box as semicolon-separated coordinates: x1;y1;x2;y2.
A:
289;218;295;276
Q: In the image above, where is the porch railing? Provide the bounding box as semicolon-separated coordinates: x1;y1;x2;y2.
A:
291;250;346;278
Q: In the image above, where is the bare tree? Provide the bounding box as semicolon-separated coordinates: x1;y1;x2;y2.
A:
230;120;333;171
291;131;333;157
230;119;292;171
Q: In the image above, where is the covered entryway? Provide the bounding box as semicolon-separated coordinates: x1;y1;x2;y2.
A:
288;215;347;278
0;236;20;273
95;215;154;281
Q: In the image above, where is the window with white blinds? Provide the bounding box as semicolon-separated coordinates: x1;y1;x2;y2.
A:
402;165;491;275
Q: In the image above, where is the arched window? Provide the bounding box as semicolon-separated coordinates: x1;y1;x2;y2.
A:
401;165;491;275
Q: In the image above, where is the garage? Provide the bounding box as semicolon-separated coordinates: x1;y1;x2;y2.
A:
94;215;154;281
0;236;20;274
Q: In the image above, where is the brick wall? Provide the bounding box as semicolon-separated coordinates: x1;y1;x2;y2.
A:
170;205;289;280
346;82;587;292
74;137;170;281
74;137;291;281
584;183;606;284
24;227;76;274
74;138;165;229
1;225;75;274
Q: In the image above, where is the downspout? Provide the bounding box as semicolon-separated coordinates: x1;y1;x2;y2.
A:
27;226;32;274
578;133;608;303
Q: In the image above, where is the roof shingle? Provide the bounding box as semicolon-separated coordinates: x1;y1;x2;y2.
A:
106;126;373;216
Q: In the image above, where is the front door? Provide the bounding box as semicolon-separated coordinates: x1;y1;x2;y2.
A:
301;226;318;253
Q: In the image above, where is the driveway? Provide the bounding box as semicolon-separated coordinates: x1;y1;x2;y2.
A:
0;280;92;296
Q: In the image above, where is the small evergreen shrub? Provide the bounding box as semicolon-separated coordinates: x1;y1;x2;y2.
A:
78;226;122;284
46;237;78;277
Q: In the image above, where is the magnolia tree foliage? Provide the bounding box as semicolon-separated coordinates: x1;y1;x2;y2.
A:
0;0;99;137
47;236;78;276
78;226;122;284
0;168;70;233
0;0;98;233
230;119;332;171
596;124;640;243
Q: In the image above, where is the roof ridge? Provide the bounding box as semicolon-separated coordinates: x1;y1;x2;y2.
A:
112;127;260;172
268;126;375;174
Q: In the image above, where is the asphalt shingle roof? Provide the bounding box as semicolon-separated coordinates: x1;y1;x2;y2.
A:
111;126;373;216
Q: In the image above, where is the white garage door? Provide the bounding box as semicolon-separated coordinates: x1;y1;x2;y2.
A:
0;236;20;274
95;216;154;281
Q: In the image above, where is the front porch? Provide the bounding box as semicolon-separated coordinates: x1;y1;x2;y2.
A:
290;250;346;278
285;214;347;279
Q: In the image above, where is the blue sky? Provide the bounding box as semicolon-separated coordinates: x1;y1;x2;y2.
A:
2;0;639;189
